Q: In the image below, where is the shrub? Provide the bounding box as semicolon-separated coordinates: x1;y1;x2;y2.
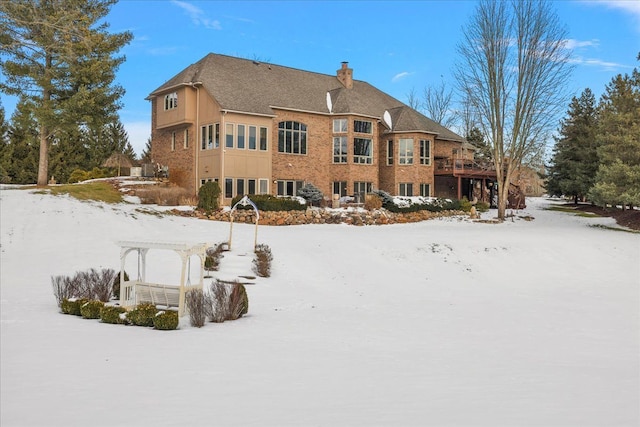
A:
198;181;221;213
370;189;394;206
100;305;127;324
61;298;88;316
230;194;306;212
253;244;273;278
204;243;225;275
459;197;472;212
364;193;383;210
68;169;89;184
80;300;104;319
136;186;191;206
52;275;74;307
112;271;129;300
297;183;324;206
209;280;229;323
154;310;179;330
476;201;490;212
186;289;209;327
85;268;117;302
228;283;249;320
126;303;158;327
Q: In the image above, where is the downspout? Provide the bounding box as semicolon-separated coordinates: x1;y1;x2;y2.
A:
194;83;200;195
220;110;227;207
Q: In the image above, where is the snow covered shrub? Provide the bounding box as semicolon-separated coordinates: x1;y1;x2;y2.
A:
228;283;249;320
364;194;383;210
231;194;306;211
197;181;221;213
61;298;88;316
80;300;104;319
100;305;127;324
126;303;157;327
153;310;179;330
297;183;324;206
209;280;229;323
252;244;273;278
112;271;129;300
186;289;210;327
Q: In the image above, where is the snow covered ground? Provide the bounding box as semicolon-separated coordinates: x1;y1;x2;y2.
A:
1;188;638;427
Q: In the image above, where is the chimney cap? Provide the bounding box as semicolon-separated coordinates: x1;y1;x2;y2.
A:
341;61;349;68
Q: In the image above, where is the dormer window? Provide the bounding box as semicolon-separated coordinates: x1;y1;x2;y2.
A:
164;92;178;110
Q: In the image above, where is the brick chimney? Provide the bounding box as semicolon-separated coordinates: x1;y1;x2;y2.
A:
337;61;353;89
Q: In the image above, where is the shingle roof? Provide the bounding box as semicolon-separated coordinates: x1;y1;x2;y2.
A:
149;53;465;142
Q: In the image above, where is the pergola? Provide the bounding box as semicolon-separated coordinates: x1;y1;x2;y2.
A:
117;241;209;317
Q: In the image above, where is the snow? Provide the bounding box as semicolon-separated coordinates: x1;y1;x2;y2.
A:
1;188;638;427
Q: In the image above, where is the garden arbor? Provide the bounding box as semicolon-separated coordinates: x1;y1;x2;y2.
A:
117;241;209;317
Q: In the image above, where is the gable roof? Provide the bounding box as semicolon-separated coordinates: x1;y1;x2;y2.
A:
148;53;465;142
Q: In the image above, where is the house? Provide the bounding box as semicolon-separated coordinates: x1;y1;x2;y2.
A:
146;53;494;205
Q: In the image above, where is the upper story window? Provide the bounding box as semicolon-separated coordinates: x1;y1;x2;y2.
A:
399;138;414;165
419;139;431;165
353;137;372;164
386;140;393;166
259;127;268;151
333;119;347;133
164;92;177;110
278;121;307;155
200;123;219;150
353;119;372;134
333;136;347;163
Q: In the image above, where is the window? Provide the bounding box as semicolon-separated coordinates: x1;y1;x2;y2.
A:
333;119;347;133
399;138;413;164
333;181;347;197
276;180;304;196
278;121;307;154
419;139;431;165
237;125;245;149
248;126;257;150
171;132;176;151
353;138;372;164
164;92;177;110
226;123;234;148
354;182;372;203
333;136;347;163
387;140;393;165
353;120;372;134
248;179;256;194
420;183;431;197
225;178;233;198
259;179;268;195
183;129;189;149
237;178;245;196
201;124;218;150
259;127;268;151
399;183;413;196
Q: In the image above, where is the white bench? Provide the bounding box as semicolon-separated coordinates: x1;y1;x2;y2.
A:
135;282;180;309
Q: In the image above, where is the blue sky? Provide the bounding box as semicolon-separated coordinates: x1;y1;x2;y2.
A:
2;0;639;156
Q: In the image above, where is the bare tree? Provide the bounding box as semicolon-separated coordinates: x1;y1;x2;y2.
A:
455;0;572;219
406;87;421;110
422;80;456;128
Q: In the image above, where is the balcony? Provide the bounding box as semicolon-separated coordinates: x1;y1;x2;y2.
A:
434;157;497;178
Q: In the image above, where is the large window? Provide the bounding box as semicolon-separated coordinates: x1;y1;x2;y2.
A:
237;125;245;149
333;181;347;197
386;140;393;165
200;123;219;150
248;126;257;150
353;138;372;164
164;92;177;110
399;138;413;165
353;119;372;134
278;121;307;154
225;178;233;198
333;118;347;133
420;183;431;197
333;136;347;163
277;180;305;196
399;183;413;196
259;127;268;151
237;178;245;196
354;182;372;202
226;123;234;148
419;139;431;165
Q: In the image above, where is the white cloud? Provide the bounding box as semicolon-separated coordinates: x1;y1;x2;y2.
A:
172;0;222;30
584;0;640;31
563;38;600;49
392;72;412;83
568;56;630;71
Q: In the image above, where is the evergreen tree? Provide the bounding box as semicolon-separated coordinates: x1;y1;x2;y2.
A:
49;126;91;183
0;0;133;186
466;126;492;164
546;88;598;202
4;100;39;184
140;137;152;164
589;58;640;208
0;101;10;182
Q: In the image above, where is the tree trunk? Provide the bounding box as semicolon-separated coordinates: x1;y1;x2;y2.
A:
37;126;49;186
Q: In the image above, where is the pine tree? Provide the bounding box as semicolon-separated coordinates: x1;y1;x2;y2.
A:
140;137;152;164
0;0;133;186
589;60;640;208
0;101;10;182
4;100;39;184
546;88;598;202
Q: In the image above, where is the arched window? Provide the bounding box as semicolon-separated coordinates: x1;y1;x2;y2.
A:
277;121;307;154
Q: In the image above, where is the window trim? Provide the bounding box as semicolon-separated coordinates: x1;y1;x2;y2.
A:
333;118;348;133
333;136;347;163
419;139;431;165
278;121;307;155
164;92;177;110
420;183;431;197
399;182;414;197
353;137;373;164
